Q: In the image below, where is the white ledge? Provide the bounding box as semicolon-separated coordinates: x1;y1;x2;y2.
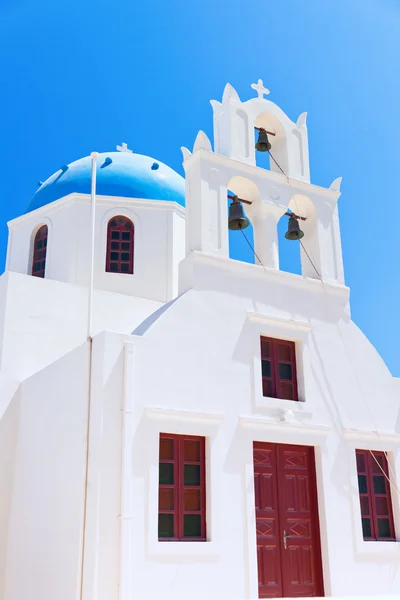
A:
145;407;224;425
247;311;312;332
342;428;400;442
239;414;330;436
183;251;350;301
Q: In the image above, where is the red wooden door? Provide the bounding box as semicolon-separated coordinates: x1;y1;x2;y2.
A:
253;443;324;598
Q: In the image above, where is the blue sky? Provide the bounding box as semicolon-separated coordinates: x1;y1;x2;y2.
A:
0;0;399;375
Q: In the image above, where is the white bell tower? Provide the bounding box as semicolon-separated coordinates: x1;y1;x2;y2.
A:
180;80;345;285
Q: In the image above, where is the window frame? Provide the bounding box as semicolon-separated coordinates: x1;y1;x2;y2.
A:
31;225;48;278
356;449;396;542
158;433;206;542
260;336;298;401
105;215;134;274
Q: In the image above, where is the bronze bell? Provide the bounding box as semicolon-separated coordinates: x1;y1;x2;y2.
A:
255;128;272;152
285;215;304;240
228;200;250;230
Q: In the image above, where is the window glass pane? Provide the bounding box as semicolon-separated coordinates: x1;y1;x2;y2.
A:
278;363;293;381
184;489;201;511
124;221;133;228
111;231;120;239
44;238;47;247
375;496;389;516
184;440;200;462
358;474;367;494
36;240;42;249
184;514;201;537
160;438;174;460
373;476;386;495
362;518;372;539
121;252;130;261
159;488;174;510
356;452;366;473
121;264;130;273
262;378;273;398
41;260;46;269
110;263;118;272
110;252;119;260
122;231;130;240
184;464;200;486
261;360;271;378
121;242;130;250
111;241;119;250
278;344;291;362
34;263;40;272
158;514;174;538
260;339;270;358
279;382;294;400
110;219;118;227
159;463;174;485
377;518;392;539
371;453;385;474
359;495;370;516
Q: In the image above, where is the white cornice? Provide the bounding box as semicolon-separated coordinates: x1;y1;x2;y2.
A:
8;193;185;229
184;149;340;204
184;250;350;300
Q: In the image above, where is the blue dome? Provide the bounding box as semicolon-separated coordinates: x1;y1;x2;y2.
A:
28;152;186;213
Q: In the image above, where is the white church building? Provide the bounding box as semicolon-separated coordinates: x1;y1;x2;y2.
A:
0;80;399;600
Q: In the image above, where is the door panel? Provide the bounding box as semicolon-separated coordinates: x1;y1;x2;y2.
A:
254;445;283;598
253;443;324;598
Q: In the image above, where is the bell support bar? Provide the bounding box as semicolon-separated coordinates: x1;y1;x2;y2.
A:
254;127;276;136
284;211;306;221
228;194;252;205
227;194;307;221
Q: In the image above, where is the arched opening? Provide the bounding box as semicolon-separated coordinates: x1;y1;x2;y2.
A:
106;216;134;274
277;211;302;276
254;112;288;175
227;177;260;265
32;225;48;278
278;194;320;279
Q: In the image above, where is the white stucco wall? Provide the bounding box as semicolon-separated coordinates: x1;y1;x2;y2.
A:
7;194;185;303
0;271;162;380
4;344;90;600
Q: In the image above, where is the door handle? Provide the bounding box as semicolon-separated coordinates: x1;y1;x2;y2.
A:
283;530;293;550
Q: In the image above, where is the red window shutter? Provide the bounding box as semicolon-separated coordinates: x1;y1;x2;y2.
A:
356;449;395;541
158;434;206;541
105;216;134;274
260;337;298;401
32;225;48;278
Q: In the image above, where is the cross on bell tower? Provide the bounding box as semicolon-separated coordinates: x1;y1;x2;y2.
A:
251;79;270;98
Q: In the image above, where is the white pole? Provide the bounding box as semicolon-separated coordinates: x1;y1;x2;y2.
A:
87;151;98;340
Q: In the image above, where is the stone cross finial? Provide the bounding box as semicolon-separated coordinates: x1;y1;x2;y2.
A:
116;142;132;153
251;79;270;98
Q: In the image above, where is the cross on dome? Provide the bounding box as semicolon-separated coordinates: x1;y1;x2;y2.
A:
251;79;270;98
116;142;132;153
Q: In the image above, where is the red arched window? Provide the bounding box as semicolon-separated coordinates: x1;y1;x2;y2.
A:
32;225;48;278
106;216;134;274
